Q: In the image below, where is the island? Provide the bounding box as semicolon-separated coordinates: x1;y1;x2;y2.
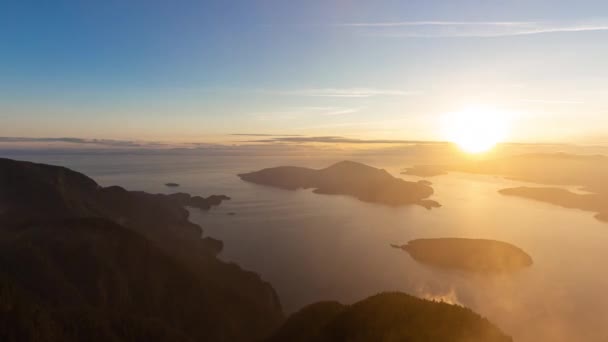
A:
165;182;180;187
166;192;231;210
392;238;533;273
265;292;512;342
406;153;608;223
499;186;608;222
402;165;448;177
239;161;441;209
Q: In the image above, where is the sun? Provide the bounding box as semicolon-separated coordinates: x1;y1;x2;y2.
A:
441;106;510;153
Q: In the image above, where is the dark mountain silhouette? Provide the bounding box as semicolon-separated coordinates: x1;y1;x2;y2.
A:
0;158;282;341
392;238;533;273
265;292;512;342
0;218;243;342
239;161;440;209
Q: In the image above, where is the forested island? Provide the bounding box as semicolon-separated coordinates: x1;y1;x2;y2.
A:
239;161;441;209
393;238;533;273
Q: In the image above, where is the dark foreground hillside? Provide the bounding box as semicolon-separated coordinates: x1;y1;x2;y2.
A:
0;158;283;342
0;218;233;341
266;292;512;342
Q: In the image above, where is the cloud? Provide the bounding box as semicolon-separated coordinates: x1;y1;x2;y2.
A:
341;20;608;38
291;106;362;115
250;106;362;121
268;88;421;98
244;136;445;145
230;133;303;137
0;137;162;148
172;87;422;99
341;21;532;27
300;117;415;130
322;108;362;115
518;99;585;105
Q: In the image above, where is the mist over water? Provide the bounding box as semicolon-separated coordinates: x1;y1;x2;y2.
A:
8;150;608;342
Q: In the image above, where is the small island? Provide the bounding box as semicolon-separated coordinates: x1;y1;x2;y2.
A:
165;182;180;187
392;238;533;273
166;193;231;211
239;161;440;209
402;165;448;177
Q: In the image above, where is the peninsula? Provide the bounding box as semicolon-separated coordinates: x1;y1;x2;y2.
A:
499;187;608;222
0;158;282;341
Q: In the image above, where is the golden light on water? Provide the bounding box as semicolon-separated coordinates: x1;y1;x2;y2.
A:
441;106;510;153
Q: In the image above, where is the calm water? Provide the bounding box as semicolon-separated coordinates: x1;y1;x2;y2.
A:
5;152;608;342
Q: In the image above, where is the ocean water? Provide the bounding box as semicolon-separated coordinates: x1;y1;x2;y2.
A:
5;151;608;342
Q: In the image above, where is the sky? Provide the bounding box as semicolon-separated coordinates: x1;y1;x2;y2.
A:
2;0;608;146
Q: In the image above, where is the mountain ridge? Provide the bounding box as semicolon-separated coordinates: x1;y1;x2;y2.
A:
0;157;283;341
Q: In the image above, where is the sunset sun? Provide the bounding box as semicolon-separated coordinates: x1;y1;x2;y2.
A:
441;106;510;153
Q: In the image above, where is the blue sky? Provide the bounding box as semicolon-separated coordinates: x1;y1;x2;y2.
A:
2;0;608;144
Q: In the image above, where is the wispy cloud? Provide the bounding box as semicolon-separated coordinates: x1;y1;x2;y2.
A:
341;20;608;38
341;21;533;27
250;106;362;121
301;117;414;130
267;88;421;98
230;133;303;137
0;137;164;148
245;136;444;145
177;87;422;98
322;108;362;115
519;99;585;105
